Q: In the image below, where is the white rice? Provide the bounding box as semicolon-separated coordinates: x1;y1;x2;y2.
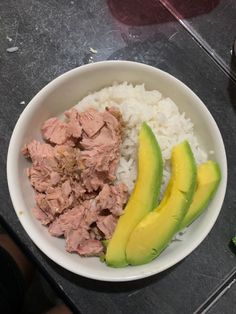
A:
75;82;208;196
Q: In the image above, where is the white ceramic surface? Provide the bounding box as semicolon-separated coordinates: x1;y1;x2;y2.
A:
7;61;227;282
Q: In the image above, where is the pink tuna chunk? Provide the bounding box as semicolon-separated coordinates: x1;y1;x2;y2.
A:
53;145;81;176
65;228;90;252
79;108;105;137
48;205;85;237
82;199;101;227
27;166;51;193
71;181;86;199
27;165;62;193
96;214;118;239
22;140;54;165
45;182;74;216
35;193;54;222
79;108;123;191
97;183;128;216
77;239;104;256
41;117;68;145
31;207;52;225
64;108;82;139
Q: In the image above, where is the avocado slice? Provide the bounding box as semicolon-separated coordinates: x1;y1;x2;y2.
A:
126;141;196;266
180;160;221;229
105;122;163;267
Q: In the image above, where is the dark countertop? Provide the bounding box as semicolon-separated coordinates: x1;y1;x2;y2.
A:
1;1;236;313
208;275;236;314
160;0;236;79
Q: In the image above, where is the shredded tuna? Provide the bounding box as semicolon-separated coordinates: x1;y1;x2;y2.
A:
79;108;123;191
27;166;51;193
79;108;104;137
23;107;128;258
90;226;103;240
71;181;86;199
54;145;81;177
83;199;101;227
66;228;90;252
35;193;54;222
97;215;118;239
46;184;74;215
106;107;124;128
22;140;54;165
48;206;85;236
97;183;128;216
77;239;104;256
65;108;82;139
42;118;68;145
50;171;61;186
31;207;52;225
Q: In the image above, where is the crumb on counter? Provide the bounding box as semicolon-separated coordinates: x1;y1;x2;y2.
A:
6;47;19;53
89;47;98;54
6;35;13;42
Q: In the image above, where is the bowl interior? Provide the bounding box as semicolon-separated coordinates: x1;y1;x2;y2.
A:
7;61;227;281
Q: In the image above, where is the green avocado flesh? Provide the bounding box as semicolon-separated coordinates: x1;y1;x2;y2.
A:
180;160;221;229
126;141;197;266
105;122;163;267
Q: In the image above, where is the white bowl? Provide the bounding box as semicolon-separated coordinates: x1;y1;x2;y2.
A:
7;61;227;281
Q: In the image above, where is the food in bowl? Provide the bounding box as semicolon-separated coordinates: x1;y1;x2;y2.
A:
22;105;128;256
22;82;221;266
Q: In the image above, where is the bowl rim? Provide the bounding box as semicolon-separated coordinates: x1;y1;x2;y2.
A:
7;60;228;281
